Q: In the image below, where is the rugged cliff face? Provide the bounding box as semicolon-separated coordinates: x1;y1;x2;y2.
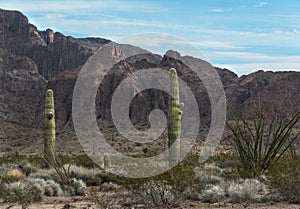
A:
0;9;299;155
0;9;110;80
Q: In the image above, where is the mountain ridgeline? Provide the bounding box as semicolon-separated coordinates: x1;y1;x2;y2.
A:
0;9;299;155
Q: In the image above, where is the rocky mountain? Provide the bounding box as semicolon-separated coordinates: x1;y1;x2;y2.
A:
0;9;299;155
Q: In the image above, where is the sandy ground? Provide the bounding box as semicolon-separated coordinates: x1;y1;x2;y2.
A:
1;198;299;209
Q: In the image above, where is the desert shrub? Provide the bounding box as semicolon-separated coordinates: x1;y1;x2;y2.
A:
31;165;99;189
2;181;43;206
227;109;300;178
89;187;115;209
0;155;44;167
227;179;265;203
268;157;300;203
64;178;86;196
201;183;226;203
95;171;127;185
68;165;103;186
287;143;300;159
45;155;72;186
72;178;86;195
2;169;25;183
51;154;99;169
48;179;64;196
136;180;179;205
24;178;46;195
29;168;57;181
18;160;39;176
218;168;240;181
197;174;222;186
25;178;64;196
125;154;199;207
73;154;99;168
101;182;120;191
29;169;87;196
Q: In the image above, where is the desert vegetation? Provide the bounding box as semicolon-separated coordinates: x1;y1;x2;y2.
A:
0;72;299;209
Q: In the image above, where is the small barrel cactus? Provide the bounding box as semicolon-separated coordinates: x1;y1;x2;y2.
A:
44;89;56;166
168;68;183;166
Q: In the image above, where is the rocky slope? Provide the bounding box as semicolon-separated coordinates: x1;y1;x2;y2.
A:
0;9;299;155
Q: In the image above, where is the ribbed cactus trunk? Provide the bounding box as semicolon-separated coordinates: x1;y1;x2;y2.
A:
103;155;111;169
168;68;182;166
44;89;56;166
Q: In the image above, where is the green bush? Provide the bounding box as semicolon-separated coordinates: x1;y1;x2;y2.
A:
19;160;39;176
268;157;300;203
64;178;86;196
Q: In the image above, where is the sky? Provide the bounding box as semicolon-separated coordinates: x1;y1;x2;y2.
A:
1;0;300;76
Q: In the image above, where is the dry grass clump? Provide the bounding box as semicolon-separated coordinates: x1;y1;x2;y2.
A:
2;169;25;182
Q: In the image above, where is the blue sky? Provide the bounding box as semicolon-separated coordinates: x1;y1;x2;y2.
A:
2;0;300;75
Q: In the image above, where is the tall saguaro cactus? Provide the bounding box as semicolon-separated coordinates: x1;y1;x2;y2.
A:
168;68;182;166
44;89;56;166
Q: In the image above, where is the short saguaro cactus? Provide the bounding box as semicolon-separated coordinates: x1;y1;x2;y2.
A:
168;68;183;166
44;89;56;166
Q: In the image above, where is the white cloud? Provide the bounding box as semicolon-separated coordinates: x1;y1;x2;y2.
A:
120;34;188;47
193;41;245;49
2;0;298;76
122;36;243;50
201;29;300;49
216;63;300;76
268;14;300;18
24;10;300;53
44;14;66;20
255;1;270;7
115;33;209;61
209;8;233;13
209;8;224;13
210;51;300;75
274;29;300;36
1;0;163;13
207;51;300;63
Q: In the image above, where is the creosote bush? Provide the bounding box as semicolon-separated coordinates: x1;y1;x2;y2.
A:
25;178;64;196
227;179;265;203
2;181;43;205
200;178;266;203
201;183;226;203
125;154;199;207
268;156;300;203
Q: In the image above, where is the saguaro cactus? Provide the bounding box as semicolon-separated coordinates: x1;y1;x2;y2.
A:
44;89;56;166
103;154;111;169
168;68;182;166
